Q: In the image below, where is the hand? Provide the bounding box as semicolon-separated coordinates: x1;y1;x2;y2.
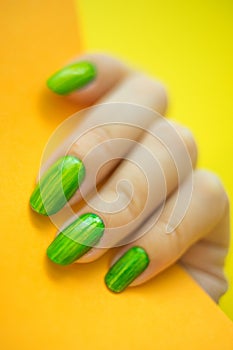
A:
30;53;229;301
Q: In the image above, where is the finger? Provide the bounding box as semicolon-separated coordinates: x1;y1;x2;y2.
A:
47;53;167;111
44;52;167;174
180;206;230;302
32;69;167;215
47;53;129;105
104;170;228;293
46;121;197;265
68;73;167;203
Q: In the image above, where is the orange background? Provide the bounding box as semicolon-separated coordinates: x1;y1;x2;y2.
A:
0;1;232;349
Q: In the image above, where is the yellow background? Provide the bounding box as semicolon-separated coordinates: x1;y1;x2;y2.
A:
0;1;233;349
77;0;233;319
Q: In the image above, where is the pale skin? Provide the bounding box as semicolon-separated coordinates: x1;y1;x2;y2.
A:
44;53;230;302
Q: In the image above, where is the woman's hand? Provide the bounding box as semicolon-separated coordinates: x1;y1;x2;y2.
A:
30;53;229;301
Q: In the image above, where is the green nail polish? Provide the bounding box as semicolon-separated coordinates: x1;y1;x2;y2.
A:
47;213;105;265
105;246;149;293
47;61;97;95
30;155;85;216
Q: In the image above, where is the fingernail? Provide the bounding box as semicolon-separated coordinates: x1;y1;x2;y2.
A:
47;213;105;265
47;61;97;95
30;155;85;215
105;246;149;293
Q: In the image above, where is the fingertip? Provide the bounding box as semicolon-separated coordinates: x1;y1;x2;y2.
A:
46;53;129;105
46;61;97;95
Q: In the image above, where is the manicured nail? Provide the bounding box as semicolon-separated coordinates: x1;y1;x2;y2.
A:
105;246;149;293
47;61;97;95
47;213;105;265
30;155;85;216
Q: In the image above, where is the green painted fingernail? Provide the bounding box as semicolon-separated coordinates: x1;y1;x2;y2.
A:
30;155;85;216
47;213;105;265
105;246;149;293
47;61;97;95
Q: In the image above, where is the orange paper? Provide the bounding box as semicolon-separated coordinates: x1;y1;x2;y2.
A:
0;1;232;349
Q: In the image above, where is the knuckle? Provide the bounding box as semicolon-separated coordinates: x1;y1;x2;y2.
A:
211;273;229;302
88;126;112;149
117;178;147;223
155;221;184;261
169;226;187;258
123;185;145;221
173;123;198;167
181;128;198;166
219;276;229;297
195;170;229;209
69;126;113;160
129;73;168;112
